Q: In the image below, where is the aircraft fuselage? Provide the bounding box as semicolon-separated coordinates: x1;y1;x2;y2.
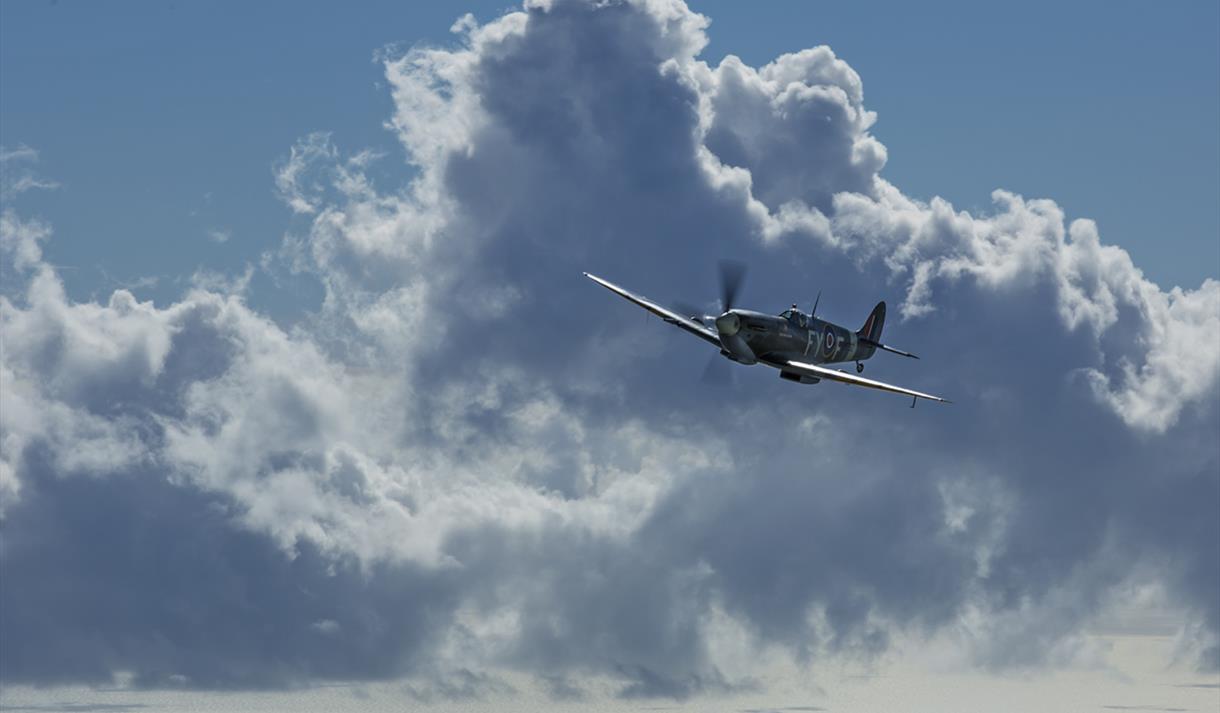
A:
714;308;875;368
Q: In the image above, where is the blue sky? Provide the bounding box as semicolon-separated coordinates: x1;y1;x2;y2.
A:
1;1;1218;710
1;0;1216;316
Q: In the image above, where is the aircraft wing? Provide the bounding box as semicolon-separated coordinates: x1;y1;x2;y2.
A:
583;272;721;348
781;359;950;405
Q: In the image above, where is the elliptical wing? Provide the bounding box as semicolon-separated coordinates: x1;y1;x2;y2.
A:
583;272;721;348
781;359;949;404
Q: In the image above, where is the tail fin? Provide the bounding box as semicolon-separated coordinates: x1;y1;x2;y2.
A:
858;301;885;342
856;301;918;359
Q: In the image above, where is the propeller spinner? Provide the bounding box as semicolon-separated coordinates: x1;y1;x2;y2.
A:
713;260;755;365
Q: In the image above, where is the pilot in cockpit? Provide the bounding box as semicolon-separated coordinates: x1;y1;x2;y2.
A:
785;305;807;328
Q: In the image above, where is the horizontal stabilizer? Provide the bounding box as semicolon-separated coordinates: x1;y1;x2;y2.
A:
859;337;919;359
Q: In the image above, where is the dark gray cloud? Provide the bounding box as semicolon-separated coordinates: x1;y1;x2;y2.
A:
1;445;462;688
1;0;1217;699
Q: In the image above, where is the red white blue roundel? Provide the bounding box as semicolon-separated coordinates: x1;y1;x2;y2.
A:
824;328;835;355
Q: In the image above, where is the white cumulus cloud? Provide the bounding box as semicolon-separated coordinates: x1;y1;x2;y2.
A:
1;0;1216;696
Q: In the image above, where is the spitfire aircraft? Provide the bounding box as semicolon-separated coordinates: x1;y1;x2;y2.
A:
583;264;949;406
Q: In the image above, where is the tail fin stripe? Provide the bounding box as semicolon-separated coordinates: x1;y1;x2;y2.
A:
858;301;886;342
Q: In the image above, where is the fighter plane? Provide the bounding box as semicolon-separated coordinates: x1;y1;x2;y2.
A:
583;263;949;406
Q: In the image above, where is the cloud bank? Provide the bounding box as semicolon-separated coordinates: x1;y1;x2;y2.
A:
2;0;1217;697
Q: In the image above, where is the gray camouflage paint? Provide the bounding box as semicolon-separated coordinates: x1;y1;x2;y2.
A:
715;304;881;374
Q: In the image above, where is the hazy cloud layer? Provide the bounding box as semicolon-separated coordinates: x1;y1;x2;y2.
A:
2;0;1217;697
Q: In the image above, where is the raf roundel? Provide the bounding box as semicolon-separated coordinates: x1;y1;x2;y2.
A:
824;328;836;356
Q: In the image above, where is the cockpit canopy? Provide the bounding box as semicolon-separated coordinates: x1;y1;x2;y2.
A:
780;307;808;328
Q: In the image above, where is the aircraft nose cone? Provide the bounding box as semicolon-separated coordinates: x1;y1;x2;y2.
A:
715;312;741;336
